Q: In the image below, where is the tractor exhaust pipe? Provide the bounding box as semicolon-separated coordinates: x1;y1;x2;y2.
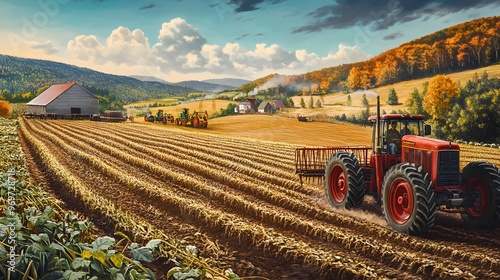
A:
375;95;381;153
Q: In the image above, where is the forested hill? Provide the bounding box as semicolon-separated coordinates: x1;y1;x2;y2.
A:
0;54;194;104
244;16;500;93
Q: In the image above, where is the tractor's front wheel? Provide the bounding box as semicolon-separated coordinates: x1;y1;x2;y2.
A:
461;162;500;229
382;163;436;235
324;152;364;209
174;118;179;125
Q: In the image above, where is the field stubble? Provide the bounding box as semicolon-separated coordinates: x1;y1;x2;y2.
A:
19;118;500;279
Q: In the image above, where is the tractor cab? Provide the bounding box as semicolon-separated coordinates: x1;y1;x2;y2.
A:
368;114;431;155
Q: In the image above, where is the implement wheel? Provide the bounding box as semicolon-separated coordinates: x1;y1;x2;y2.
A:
382;163;436;235
193;116;199;128
461;162;500;229
324;152;364;209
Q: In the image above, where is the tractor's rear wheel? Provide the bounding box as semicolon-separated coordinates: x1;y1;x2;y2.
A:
193;116;199;128
461;162;500;229
174;118;179;125
324;152;365;209
382;163;436;235
162;116;167;125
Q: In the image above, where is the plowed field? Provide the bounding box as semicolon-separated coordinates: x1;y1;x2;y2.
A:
19;118;500;279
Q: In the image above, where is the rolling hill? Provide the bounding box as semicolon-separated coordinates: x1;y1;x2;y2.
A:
238;16;500;95
0;55;195;103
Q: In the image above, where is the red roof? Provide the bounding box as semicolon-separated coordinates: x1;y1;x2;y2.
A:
27;82;77;106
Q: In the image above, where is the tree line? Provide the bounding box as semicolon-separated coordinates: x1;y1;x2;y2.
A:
239;16;500;95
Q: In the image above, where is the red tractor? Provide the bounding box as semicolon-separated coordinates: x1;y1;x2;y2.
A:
295;97;500;235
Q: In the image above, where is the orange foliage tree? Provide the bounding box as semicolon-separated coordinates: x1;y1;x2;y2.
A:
0;100;11;117
423;75;459;121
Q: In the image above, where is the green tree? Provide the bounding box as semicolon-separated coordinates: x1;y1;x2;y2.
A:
386;88;399;105
308;97;314;108
300;97;306;108
315;99;322;108
361;93;369;109
406;88;425;115
346;95;352;106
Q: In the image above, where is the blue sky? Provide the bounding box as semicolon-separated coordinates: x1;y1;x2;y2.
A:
1;0;499;82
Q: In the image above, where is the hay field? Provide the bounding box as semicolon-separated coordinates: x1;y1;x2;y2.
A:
290;64;500;118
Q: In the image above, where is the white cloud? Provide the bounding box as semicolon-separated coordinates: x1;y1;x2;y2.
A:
22;40;59;55
65;18;370;80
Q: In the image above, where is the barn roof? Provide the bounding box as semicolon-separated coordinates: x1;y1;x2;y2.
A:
272;100;285;109
27;82;92;106
258;101;272;109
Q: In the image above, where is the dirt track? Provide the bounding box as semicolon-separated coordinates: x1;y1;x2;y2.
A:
19;118;500;279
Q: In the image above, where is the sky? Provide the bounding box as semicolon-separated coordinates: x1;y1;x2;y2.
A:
0;0;499;82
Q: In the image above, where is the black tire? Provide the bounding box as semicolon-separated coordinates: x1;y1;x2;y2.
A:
324;152;365;209
382;163;436;235
461;162;500;229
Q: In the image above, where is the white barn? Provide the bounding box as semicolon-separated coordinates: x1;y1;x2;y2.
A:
27;82;98;116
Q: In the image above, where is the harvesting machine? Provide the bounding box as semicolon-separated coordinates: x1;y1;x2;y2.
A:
295;96;500;235
174;108;208;128
144;110;174;124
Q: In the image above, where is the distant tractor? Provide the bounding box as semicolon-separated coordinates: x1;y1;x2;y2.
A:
295;97;500;235
174;108;208;128
144;110;174;124
90;110;128;122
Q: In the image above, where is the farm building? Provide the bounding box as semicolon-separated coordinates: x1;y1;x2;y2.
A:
257;101;274;114
27;82;98;116
235;98;257;114
272;100;286;111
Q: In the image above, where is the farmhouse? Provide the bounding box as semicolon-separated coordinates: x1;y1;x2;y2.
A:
27;82;98;116
235;98;257;114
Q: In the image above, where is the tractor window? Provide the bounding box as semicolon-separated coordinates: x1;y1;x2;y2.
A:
400;120;425;136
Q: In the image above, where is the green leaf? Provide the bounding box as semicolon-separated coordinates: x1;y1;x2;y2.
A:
63;270;88;280
167;267;183;278
145;239;162;249
92;236;115;250
170;268;201;280
90;261;105;274
71;258;91;270
0;244;6;257
40;271;64;280
130;247;154;263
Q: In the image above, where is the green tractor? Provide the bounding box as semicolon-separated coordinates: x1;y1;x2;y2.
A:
174;108;208;128
144;110;174;124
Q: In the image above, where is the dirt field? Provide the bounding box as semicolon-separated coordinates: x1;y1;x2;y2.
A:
19;117;500;279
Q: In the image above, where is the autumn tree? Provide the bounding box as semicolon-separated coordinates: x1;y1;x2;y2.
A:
347;67;371;90
423;75;459;121
386;88;399;105
0;100;11;117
